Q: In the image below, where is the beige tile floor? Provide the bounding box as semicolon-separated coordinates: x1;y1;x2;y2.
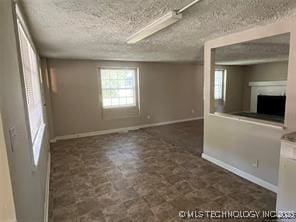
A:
49;120;276;222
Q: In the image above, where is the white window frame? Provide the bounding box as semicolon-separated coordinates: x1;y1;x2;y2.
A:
16;5;45;167
214;69;227;101
99;67;139;109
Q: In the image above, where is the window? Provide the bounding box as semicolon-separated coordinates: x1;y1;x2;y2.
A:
17;19;44;166
100;68;138;108
214;69;226;100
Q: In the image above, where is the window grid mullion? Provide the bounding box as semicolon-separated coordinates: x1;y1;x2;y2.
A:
101;68;137;108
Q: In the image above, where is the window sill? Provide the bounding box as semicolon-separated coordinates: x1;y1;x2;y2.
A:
103;105;137;110
102;106;140;120
32;123;45;168
209;112;285;130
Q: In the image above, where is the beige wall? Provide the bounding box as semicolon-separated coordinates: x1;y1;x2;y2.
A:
0;114;16;222
0;2;16;221
215;62;288;113
0;116;16;222
215;65;245;113
0;0;50;221
46;59;204;137
204;18;296;189
243;61;288;110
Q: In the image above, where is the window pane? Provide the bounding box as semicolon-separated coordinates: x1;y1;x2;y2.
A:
102;90;110;98
17;21;44;143
120;98;127;105
214;70;224;100
103;98;111;107
100;68;137;108
127;97;134;105
111;98;119;106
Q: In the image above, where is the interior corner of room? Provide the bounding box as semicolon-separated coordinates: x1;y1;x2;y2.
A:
1;0;296;221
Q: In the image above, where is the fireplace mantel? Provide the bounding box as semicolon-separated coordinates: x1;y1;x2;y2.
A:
249;81;287;113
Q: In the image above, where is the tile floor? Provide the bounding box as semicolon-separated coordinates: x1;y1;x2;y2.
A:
49;120;276;222
143;120;203;156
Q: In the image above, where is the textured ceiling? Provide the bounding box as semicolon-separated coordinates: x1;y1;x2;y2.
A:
215;33;291;65
20;0;296;62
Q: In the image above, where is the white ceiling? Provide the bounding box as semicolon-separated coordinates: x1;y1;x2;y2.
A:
20;0;296;62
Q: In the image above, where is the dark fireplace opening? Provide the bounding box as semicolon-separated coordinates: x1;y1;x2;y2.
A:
234;95;286;123
257;95;286;117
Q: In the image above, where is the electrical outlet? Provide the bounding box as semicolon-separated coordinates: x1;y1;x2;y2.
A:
147;115;151;120
191;109;195;114
251;160;259;168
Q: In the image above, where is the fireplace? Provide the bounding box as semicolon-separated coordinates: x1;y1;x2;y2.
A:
257;95;286;117
234;94;286;123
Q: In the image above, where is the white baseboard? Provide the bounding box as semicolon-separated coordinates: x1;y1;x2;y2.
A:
201;153;278;193
51;117;203;142
44;152;51;222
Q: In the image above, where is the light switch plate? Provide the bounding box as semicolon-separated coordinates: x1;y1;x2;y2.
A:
8;127;16;152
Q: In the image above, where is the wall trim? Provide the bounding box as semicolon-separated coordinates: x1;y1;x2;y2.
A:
51;117;203;142
44;153;50;222
201;153;278;193
209;113;284;130
248;81;287;87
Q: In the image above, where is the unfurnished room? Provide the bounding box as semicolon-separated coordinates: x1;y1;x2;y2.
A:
1;0;296;222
